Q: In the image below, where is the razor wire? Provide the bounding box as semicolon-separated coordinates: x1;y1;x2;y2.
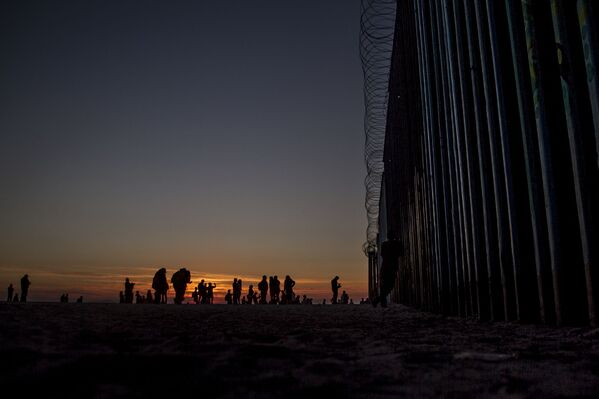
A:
360;0;396;248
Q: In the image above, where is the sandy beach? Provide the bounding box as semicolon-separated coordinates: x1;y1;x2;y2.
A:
1;303;598;398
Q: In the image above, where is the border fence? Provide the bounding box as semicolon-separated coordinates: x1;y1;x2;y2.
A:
364;0;599;326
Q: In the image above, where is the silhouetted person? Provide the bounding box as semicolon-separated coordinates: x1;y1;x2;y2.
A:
198;280;207;304
322;299;326;305
152;268;169;304
13;293;19;302
283;275;295;303
192;287;199;304
135;291;143;304
119;291;125;303
20;274;31;303
224;289;233;304
124;278;135;304
374;230;404;308
268;276;275;303
232;278;240;305
77;296;83;303
247;285;257;304
64;293;69;303
258;275;268;304
7;283;14;302
146;289;153;304
271;275;281;304
233;279;243;304
207;283;216;304
340;290;349;305
171;267;191;304
331;276;341;304
18;276;28;302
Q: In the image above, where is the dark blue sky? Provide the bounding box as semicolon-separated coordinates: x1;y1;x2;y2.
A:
0;0;366;301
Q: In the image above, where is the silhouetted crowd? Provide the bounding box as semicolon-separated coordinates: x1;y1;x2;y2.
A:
4;232;403;306
5;270;361;306
113;268;358;305
193;279;216;304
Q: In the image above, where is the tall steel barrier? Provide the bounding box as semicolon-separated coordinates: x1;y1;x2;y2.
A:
371;0;599;325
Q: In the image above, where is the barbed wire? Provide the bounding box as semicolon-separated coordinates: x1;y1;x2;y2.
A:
360;0;396;248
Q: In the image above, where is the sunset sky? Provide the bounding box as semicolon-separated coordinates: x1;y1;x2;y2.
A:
0;0;367;303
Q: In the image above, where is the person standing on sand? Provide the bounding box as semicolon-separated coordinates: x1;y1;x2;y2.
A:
124;278;135;304
224;289;233;304
171;267;191;304
247;284;258;304
207;282;216;304
272;276;281;304
7;283;14;302
233;279;243;304
232;278;239;305
283;275;295;304
268;276;275;303
373;230;403;308
258;275;268;304
331;276;341;304
198;280;207;304
340;290;349;305
20;274;31;303
152;268;169;304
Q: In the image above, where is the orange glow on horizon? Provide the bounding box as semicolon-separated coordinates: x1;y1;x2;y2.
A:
0;266;367;303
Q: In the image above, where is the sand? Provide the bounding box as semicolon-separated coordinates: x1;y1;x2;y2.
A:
1;303;598;398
